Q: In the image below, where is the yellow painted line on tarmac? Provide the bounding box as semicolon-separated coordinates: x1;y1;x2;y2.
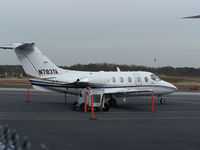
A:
0;116;200;120
0;92;63;96
1;110;200;115
0;111;149;114
168;98;200;101
99;116;200;120
0;117;88;121
4;111;151;114
104;111;200;113
157;110;200;113
0;112;76;114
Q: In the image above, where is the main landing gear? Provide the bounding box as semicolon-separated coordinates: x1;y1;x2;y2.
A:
72;102;110;112
159;97;166;104
102;103;110;111
72;102;79;111
108;98;117;107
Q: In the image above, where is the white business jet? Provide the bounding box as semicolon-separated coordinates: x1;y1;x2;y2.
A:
0;43;177;110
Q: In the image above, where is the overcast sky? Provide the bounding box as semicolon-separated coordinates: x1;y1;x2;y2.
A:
0;0;200;67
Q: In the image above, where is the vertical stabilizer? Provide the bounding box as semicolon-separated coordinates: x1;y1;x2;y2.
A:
13;43;66;78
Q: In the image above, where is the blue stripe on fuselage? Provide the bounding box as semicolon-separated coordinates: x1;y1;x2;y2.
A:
29;79;63;86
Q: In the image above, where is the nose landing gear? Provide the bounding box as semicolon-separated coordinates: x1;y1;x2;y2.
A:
159;97;166;104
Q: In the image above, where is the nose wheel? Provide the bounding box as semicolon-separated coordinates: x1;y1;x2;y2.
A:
160;97;166;104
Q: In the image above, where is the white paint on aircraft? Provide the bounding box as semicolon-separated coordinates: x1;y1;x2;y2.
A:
0;43;177;100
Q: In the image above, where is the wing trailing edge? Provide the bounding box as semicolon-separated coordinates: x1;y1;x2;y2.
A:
183;15;200;19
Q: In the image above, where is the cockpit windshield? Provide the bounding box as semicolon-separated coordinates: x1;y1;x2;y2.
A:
150;74;161;81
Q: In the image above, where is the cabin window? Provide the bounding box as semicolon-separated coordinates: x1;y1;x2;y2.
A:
120;77;124;83
128;77;132;83
112;77;116;83
145;77;148;82
136;77;141;83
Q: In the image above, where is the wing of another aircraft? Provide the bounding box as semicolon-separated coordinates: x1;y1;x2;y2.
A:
0;46;14;49
183;15;200;19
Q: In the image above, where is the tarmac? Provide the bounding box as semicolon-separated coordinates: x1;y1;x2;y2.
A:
0;88;200;150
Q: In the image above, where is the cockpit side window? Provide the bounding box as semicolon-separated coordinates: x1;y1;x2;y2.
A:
150;74;156;81
150;74;161;81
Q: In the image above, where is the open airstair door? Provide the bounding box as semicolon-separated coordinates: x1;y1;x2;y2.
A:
78;89;105;111
134;73;142;85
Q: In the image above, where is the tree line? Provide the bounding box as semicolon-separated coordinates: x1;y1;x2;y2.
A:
0;64;200;77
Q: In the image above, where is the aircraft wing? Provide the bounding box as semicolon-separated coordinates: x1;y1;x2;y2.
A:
103;88;153;95
183;15;200;19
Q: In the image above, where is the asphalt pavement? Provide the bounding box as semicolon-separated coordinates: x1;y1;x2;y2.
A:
0;89;200;150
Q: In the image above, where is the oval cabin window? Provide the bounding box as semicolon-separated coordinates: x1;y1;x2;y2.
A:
137;77;141;82
128;77;132;83
120;77;124;83
112;77;116;83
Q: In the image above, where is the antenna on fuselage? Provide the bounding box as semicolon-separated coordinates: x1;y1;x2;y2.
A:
117;67;120;72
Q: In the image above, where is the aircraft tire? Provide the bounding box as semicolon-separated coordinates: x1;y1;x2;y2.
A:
109;98;117;107
72;102;79;111
160;97;166;104
102;103;110;112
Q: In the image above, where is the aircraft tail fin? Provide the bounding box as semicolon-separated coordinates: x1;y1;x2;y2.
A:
0;43;66;78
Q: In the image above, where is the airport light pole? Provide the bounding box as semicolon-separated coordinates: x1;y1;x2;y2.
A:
154;58;157;68
153;58;157;73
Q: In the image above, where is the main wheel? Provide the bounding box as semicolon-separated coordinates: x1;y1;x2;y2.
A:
102;103;110;111
108;98;117;107
72;102;79;110
160;97;166;104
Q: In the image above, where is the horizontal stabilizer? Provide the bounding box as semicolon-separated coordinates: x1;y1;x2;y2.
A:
0;43;26;50
15;43;35;51
0;46;14;50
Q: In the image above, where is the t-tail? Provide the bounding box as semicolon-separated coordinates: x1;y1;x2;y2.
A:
0;43;66;78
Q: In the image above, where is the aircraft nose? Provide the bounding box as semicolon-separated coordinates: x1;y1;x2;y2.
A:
171;84;177;91
168;82;177;91
162;81;177;93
